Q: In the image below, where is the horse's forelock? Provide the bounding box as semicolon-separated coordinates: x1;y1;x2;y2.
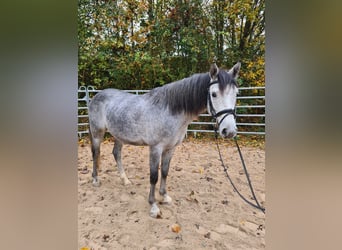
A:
217;70;237;93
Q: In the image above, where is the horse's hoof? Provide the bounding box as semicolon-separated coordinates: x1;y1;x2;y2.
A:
92;179;101;187
150;203;161;218
162;194;172;205
123;179;132;185
120;174;132;185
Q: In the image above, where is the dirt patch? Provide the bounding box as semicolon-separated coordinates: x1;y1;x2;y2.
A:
78;138;265;249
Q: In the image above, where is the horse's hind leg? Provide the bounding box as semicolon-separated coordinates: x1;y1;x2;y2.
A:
113;140;131;185
159;148;175;204
90;128;105;187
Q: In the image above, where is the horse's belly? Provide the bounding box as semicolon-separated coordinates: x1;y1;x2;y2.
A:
110;127;184;148
124;140;148;146
107;112;189;147
109;129;150;146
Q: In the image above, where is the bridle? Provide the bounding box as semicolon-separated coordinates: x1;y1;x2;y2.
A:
208;80;265;214
207;80;236;128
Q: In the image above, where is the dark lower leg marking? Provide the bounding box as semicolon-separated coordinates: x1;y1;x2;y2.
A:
89;128;105;185
91;142;100;179
159;148;174;196
148;146;162;205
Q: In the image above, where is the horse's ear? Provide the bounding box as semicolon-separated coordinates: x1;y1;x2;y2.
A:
228;62;241;79
209;63;219;79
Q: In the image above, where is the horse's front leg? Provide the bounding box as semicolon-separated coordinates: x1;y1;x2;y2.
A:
148;146;162;218
159;148;175;205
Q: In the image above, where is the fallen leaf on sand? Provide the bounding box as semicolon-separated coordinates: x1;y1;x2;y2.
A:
192;167;204;174
171;224;181;233
186;197;199;203
186;190;199;203
79;167;89;174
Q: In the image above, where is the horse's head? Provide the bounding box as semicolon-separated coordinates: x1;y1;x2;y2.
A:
207;62;240;139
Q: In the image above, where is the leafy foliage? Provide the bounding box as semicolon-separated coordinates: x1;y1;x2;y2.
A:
78;0;265;89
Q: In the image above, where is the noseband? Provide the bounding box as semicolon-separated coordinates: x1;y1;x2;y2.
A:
207;80;236;128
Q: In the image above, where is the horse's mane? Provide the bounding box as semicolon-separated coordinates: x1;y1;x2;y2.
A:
147;70;236;116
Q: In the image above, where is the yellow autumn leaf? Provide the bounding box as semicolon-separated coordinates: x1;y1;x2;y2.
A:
171;223;181;233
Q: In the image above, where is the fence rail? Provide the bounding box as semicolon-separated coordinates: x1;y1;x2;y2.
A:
78;86;265;138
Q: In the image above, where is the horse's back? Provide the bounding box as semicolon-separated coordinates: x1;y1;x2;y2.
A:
88;88;187;147
89;88;141;111
88;89;131;131
90;88;132;103
89;89;149;140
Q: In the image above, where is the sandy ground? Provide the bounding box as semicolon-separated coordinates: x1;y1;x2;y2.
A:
78;138;265;250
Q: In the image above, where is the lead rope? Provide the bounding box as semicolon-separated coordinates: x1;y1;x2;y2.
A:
214;129;266;214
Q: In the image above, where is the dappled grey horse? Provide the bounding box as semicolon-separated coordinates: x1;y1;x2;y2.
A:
88;63;241;217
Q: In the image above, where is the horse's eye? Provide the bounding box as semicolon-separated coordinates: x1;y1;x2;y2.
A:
212;92;217;98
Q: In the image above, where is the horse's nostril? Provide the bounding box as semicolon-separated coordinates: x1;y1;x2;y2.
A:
227;132;235;138
222;128;227;136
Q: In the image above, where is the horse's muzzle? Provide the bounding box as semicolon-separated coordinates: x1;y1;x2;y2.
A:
221;128;237;139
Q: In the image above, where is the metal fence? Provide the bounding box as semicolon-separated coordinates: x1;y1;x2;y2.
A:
78;85;265;138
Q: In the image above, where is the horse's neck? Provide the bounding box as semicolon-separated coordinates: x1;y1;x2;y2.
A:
183;108;206;125
146;73;209;117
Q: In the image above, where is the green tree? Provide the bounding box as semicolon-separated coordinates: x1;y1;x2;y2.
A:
78;0;265;89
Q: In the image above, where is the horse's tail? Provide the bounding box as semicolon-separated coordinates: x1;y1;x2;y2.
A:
88;124;93;145
88;91;107;145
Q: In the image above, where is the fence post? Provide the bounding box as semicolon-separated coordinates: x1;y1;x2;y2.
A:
86;85;95;107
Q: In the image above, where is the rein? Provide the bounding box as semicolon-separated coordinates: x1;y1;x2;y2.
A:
208;80;265;214
214;133;265;214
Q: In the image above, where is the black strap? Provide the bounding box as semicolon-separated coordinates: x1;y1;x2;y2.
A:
214;131;266;214
214;109;235;118
208;80;219;87
234;138;265;213
207;83;218;117
207;81;236;124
